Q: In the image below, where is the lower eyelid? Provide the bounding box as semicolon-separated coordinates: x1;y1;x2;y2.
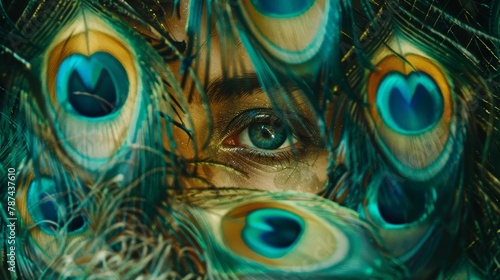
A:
218;147;298;170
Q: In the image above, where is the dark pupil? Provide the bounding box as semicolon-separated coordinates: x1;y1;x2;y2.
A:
38;193;86;234
261;216;302;248
68;69;117;118
248;120;287;150
39;194;59;232
377;178;426;224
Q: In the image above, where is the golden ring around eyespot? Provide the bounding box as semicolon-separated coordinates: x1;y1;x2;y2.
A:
44;30;138;160
16;165;91;275
220;201;348;269
239;0;327;63
366;54;453;170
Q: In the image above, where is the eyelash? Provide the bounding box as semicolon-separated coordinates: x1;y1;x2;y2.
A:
221;109;318;166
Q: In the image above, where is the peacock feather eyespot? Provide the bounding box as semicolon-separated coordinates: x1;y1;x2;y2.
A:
363;175;437;227
16;167;92;265
189;193;405;277
2;1;498;278
234;0;340;66
366;53;455;180
26;177;88;235
357;171;443;266
55;52;129;119
40;12;145;169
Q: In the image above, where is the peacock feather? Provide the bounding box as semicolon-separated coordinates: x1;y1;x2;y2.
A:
0;0;499;279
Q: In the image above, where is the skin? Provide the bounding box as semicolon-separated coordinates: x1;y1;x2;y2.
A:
166;3;330;193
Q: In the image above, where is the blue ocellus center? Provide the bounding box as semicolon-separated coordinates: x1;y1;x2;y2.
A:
28;178;87;235
251;0;315;17
376;71;444;134
55;52;129;118
242;208;305;258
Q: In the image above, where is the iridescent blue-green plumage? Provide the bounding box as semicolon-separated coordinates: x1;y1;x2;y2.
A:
1;0;500;279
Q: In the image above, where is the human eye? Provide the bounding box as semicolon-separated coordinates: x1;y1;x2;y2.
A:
220;108;319;167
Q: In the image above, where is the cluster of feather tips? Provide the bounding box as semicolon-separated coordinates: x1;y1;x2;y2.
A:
1;0;500;279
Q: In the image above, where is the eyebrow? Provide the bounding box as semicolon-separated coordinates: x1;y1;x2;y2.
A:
204;73;299;103
205;73;261;103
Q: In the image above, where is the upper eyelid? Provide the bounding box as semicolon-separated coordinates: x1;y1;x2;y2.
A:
222;109;285;136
